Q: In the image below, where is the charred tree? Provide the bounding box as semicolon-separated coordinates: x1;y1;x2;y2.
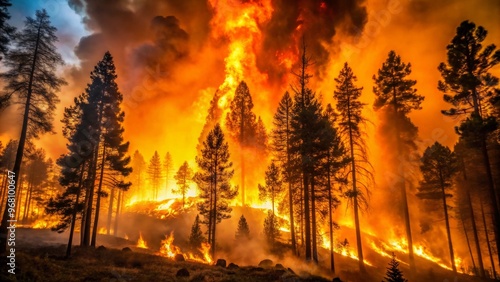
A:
173;161;193;208
258;162;284;215
148;151;162;200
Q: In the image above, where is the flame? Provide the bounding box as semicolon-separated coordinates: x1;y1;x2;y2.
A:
137;232;148;249
31;220;50;229
159;231;181;258
98;227;107;235
158;231;213;264
124;234;129;240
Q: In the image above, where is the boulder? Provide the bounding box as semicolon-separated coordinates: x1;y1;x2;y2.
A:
332;278;343;282
174;254;186;262
275;263;285;269
176;268;190;277
96;245;106;251
121;247;132;252
216;259;226;267
227;262;239;269
258;259;274;268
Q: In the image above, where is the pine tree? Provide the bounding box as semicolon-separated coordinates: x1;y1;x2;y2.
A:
164;152;173;192
290;41;331;263
173;161;193;208
373;50;424;272
417;142;458;273
195;123;237;258
323;103;350;272
226;81;257;206
333;62;372;271
148;151;162;200
382;254;408;282
271;91;297;254
189;214;205;253
0;10;66;252
438;20;500;266
235;214;250;240
263;211;280;246
130;150;146;201
258;162;284;215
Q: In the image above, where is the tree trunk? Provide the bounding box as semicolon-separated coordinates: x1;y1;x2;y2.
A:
327;169;335;272
467;189;485;277
0;18;42;253
303;173;311;261
460;212;477;274
107;187;115;235
439;170;456;273
480;197;496;278
22;180;31;222
286;111;296;255
67;161;86;258
91;144;106;247
113;189;122;236
311;177;318;263
480;139;500;267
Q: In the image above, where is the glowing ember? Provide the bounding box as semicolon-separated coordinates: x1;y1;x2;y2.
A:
98;227;107;235
124;234;129;240
137;232;148;249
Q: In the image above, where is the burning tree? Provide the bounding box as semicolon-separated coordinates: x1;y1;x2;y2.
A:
0;9;66;252
417;142;458;273
130;150;147;201
195;123;237;258
226;81;266;206
164;152;173;192
373;50;424;272
333;62;371;272
438;20;500;269
148;151;162;200
173;161;193;208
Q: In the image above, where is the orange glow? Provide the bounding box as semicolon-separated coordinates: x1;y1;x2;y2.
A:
137;232;148;249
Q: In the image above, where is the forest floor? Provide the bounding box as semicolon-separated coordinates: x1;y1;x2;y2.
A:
0;228;495;282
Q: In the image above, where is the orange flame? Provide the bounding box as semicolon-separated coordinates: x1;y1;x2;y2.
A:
137;232;148;249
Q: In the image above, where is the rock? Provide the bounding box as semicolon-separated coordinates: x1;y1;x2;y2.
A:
216;259;226;267
176;268;190;277
275;263;285;269
227;262;239;269
96;245;106;251
332;278;343;282
287;268;295;274
121;247;132;252
174;254;185;262
258;259;274;268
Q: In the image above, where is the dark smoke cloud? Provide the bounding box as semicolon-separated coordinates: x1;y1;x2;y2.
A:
257;0;368;82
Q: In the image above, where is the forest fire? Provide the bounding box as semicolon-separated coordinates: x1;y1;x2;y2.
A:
0;0;499;281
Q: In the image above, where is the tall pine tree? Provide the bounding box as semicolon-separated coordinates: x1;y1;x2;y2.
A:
373;50;424;272
195;123;237;258
148;151;162;200
0;10;66;252
173;161;193;208
333;62;371;271
438;20;500;264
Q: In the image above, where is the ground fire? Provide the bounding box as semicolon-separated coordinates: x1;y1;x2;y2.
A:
0;0;499;281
